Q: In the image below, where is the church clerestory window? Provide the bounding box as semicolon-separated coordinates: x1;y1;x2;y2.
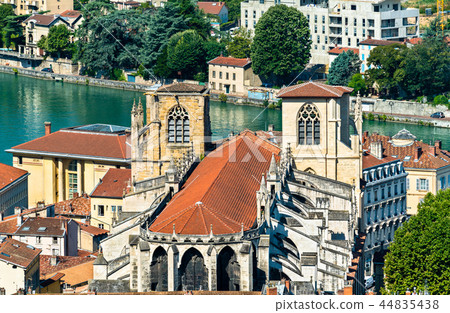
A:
168;105;190;143
298;104;320;145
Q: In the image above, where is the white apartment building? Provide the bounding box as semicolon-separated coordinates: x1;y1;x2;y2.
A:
240;0;419;64
362;141;408;287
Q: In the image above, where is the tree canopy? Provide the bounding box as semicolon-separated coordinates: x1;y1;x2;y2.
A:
166;29;206;79
227;28;251;58
328;51;361;86
251;5;311;85
43;24;72;57
384;189;450;295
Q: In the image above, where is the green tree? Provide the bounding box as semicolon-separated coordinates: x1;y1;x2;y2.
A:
166;29;206;79
366;43;407;97
169;0;211;39
251;5;311;85
402;36;450;97
204;39;226;61
1;15;24;49
227;28;251;58
348;73;367;96
45;24;71;57
384;189;450;295
328;51;361;86
0;4;14;29
225;0;243;23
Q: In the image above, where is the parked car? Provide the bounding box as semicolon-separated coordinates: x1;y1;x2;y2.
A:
430;112;445;118
41;68;53;73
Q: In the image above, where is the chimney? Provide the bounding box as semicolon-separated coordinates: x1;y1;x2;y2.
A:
414;146;421;161
369;141;383;159
268;124;274;132
435;140;442;150
15;207;23;226
429;145;436;156
44;122;51;136
0;211;3;222
51;255;58;266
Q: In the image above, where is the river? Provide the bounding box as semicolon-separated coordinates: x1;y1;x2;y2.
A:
0;72;448;165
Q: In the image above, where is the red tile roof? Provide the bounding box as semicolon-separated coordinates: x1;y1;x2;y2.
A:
328;47;359;55
40;272;65;288
14;217;67;237
9;128;130;161
23;14;59;26
362;132;450;169
40;254;96;277
197;2;227;15
79;223;109;236
54;196;91;217
358;38;403;46
0;218;21;235
90;168;131;199
278;81;353;98
0;238;41;268
406;37;422;45
150;130;281;235
157;83;207;93
362;153;399;170
60;10;82;19
0;163;28;190
208;56;251;67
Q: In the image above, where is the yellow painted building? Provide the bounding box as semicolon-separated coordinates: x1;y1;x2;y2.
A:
90;168;131;231
7;123;130;208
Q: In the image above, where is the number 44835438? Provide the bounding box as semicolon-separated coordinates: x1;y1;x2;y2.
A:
379;299;439;310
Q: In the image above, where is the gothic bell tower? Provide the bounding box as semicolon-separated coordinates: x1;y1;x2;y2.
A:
131;83;211;182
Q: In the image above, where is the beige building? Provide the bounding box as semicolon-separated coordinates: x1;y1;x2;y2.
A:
0;237;41;295
11;0;73;16
7;122;130;208
208;56;261;96
362;129;450;215
90;168;131;230
278;81;362;188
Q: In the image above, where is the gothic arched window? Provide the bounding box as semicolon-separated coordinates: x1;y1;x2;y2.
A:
298;104;320;145
168;105;190;143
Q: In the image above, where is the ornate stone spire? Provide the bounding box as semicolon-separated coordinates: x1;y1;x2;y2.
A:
131;98;136;115
259;173;267;193
137;97;143;114
268;153;278;177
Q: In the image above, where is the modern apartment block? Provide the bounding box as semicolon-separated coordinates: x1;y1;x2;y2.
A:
240;0;419;64
6;0;73;16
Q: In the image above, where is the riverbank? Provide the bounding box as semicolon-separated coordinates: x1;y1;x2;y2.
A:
0;65;274;107
363;112;450;129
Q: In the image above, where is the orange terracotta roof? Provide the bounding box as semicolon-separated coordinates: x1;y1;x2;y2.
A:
197;2;227;15
0;238;41;268
60;10;82;19
0;163;28;190
40;272;65;288
406;37;422;45
328;47;359;55
42;259;94;286
54;196;91;217
90;168;131;199
278;81;353;98
362;132;450;169
150;130;281;235
40;254;96;277
362;153;399;170
9;128;130;161
358;38;403;46
208;56;251;67
0;218;21;235
79;223;109;236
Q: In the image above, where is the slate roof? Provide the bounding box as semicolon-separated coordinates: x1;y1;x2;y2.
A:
197;2;227;15
0;237;41;268
157;83;207;93
90;168;131;199
54;195;91;217
150;130;281;235
362;132;450;170
278;81;353;98
8;126;130;161
0;163;28;190
208;56;251;67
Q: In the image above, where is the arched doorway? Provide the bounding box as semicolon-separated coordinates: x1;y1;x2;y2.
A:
217;246;240;291
150;247;168;291
178;248;208;291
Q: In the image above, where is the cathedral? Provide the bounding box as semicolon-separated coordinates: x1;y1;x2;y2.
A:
92;82;364;294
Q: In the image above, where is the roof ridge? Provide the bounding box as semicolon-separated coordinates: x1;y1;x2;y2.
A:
314;82;341;97
178;204;205;234
202;203;243;232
